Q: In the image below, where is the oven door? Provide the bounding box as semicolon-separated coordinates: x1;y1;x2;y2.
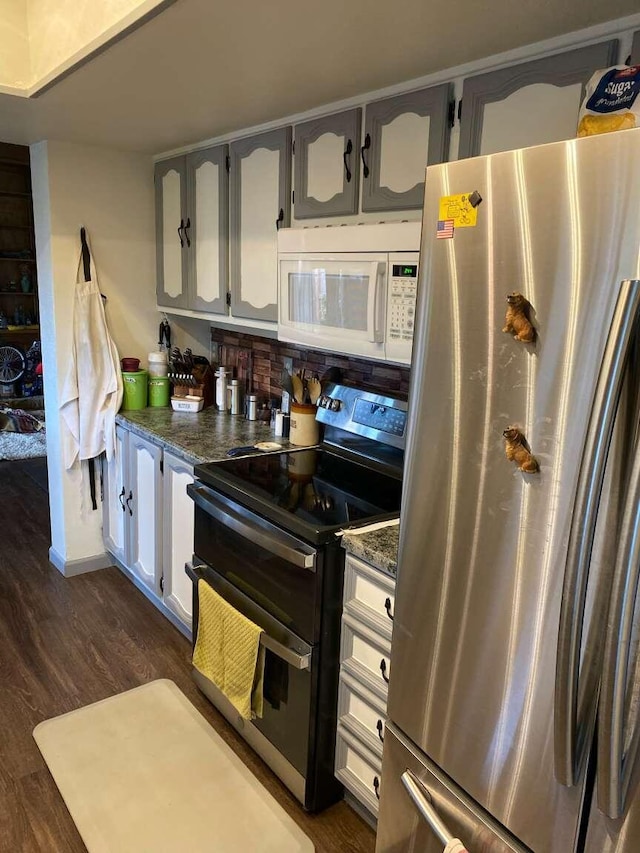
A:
188;562;313;795
278;253;387;359
188;482;319;643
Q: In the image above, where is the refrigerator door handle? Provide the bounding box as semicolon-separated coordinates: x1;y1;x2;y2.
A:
401;770;469;851
555;279;640;787
598;429;640;819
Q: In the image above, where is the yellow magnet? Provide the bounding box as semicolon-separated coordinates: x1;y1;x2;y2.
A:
438;193;478;228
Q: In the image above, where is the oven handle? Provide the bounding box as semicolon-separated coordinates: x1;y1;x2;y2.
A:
187;483;317;571
187;563;312;671
260;633;311;671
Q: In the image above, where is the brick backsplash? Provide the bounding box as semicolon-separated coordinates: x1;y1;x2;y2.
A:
210;328;411;403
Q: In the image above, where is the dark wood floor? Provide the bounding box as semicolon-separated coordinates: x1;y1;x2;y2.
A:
0;459;375;852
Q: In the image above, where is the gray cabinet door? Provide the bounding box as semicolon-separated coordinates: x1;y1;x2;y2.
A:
155;156;189;309
294;109;361;218
362;85;451;212
186;145;229;315
458;40;618;158
229;127;292;322
631;31;640;65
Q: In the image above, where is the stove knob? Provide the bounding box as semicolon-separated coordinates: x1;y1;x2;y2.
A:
318;395;329;408
329;398;342;412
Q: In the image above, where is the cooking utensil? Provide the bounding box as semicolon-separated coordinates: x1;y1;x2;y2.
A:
291;374;304;404
308;377;322;405
280;368;294;399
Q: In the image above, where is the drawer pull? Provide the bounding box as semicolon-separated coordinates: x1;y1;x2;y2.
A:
384;597;394;620
373;775;380;800
380;658;389;684
118;486;125;511
377;718;384;742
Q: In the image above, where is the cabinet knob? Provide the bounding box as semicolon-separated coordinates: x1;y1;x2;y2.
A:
118;487;126;511
177;219;185;247
276;208;284;230
376;718;384;742
126;490;133;516
373;775;380;799
184;217;191;247
384;597;394;621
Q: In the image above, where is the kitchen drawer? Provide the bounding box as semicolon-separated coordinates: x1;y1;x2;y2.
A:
338;670;386;760
335;723;382;817
344;554;395;641
341;612;391;702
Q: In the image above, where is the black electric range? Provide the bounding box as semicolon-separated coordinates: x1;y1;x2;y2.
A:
187;384;407;812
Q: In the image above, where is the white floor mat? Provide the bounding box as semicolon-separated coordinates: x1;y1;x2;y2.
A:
33;679;314;853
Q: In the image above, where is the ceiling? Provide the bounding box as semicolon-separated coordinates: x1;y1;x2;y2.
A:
0;0;638;154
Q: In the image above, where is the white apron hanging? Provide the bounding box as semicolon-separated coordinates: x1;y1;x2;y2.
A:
59;249;123;469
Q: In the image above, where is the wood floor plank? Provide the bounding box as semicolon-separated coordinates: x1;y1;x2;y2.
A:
0;460;375;852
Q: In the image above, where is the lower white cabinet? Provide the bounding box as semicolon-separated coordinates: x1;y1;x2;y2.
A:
103;425;194;635
336;551;397;819
161;451;195;630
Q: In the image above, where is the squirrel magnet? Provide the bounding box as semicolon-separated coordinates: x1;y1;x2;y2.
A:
503;292;535;343
503;426;539;474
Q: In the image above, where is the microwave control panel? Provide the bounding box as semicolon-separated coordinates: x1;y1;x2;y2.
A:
386;253;419;365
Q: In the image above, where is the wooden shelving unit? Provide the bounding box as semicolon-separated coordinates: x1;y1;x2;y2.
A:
0;142;40;399
0;142;39;346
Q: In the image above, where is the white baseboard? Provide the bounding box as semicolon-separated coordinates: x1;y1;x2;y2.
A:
48;546;113;577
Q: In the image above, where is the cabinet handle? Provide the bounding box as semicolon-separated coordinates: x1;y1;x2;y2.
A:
384;597;394;621
361;133;370;178
177;219;185;247
118;487;125;511
275;208;284;230
126;490;133;516
343;139;353;183
380;658;389;683
373;775;380;800
377;718;385;742
184;217;191;247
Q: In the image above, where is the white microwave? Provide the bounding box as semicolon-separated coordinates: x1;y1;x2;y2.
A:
277;222;421;364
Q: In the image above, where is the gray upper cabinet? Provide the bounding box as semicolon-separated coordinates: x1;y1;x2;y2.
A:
229;127;292;322
362;85;451;212
186;145;229;315
156;146;229;315
293;109;361;218
458;40;619;159
631;31;640;65
155;156;189;309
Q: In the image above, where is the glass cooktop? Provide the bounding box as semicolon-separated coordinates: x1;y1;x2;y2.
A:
194;448;403;543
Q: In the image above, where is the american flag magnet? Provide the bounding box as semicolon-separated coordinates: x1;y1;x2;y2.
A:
436;219;454;239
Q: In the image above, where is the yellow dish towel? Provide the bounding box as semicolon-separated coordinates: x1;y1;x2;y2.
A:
192;580;265;720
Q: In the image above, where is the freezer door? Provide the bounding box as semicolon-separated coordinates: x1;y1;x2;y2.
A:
389;128;640;852
376;723;528;853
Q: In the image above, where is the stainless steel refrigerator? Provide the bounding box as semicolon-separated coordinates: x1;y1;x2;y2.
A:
376;128;640;853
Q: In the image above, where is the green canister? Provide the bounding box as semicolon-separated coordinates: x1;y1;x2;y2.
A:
148;376;170;407
121;370;148;410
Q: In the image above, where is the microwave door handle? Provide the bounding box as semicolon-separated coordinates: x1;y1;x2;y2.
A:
367;262;385;343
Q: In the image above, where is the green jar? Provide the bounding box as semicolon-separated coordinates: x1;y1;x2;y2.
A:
121;370;148;410
148;376;170;407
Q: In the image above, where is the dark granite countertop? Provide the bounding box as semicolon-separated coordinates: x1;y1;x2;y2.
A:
341;523;400;578
116;407;296;465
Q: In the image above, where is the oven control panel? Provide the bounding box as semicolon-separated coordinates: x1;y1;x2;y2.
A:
316;383;408;450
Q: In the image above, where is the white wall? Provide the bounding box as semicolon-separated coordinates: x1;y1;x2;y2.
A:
31;139;159;572
0;0;30;88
